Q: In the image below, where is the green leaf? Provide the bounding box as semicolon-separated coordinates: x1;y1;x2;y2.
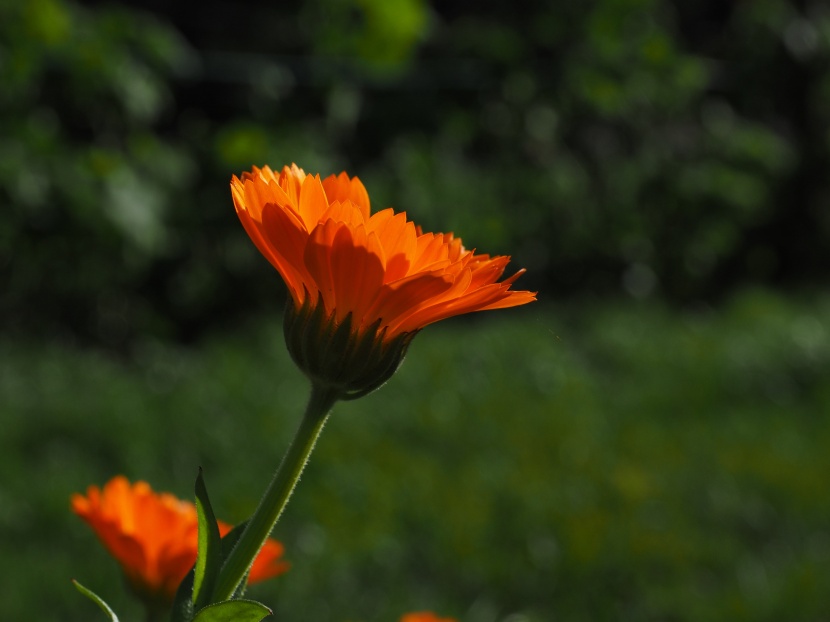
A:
193;468;223;610
71;580;120;622
192;599;272;622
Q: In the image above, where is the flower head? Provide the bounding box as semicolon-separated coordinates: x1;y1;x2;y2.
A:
71;476;288;607
232;164;535;396
400;613;457;622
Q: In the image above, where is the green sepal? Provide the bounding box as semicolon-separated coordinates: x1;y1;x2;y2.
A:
343;329;417;399
327;311;356;374
193;468;223;610
345;317;384;381
191;599;272;622
284;292;418;399
300;291;330;371
71;580;120;622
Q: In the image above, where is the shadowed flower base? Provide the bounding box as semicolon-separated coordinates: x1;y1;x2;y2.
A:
284;291;418;400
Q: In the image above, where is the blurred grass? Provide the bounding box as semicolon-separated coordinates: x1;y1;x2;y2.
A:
2;289;829;621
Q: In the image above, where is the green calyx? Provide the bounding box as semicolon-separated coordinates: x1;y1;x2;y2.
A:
283;291;416;400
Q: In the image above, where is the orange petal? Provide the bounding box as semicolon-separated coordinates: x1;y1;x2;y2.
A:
318;199;367;229
261;203;315;304
234;174;299;224
367;208;417;283
297;174;330;230
409;233;452;274
304;220;386;324
397;278;535;334
278;164;307;207
365;271;455;334
322;171;371;220
249;538;290;583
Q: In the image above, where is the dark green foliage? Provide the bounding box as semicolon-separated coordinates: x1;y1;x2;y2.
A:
3;292;829;621
0;0;197;345
2;0;829;346
3;2;830;619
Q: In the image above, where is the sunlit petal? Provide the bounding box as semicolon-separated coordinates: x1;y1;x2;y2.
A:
322;171;371;220
232;163;535;353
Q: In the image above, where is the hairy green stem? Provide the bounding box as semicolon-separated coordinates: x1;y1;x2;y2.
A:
212;383;339;602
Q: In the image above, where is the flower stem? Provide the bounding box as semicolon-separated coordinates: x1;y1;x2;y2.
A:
212;383;340;602
145;604;165;622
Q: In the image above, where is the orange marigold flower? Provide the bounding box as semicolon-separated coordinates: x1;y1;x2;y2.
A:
232;164;536;396
71;476;288;606
400;613;457;622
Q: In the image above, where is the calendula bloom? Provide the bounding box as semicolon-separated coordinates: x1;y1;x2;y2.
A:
399;613;457;622
71;476;288;607
232;164;535;397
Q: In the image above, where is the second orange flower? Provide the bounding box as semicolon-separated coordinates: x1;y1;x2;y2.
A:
71;476;288;607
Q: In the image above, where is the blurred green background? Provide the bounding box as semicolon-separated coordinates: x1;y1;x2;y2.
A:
1;0;829;620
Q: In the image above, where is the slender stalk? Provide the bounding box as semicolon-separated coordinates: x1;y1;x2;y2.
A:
212;383;339;602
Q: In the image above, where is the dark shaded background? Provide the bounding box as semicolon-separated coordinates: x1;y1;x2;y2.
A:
3;0;829;348
2;1;830;621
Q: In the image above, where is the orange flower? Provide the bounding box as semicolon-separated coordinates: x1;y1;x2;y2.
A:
71;476;288;606
232;164;535;337
232;164;536;395
400;613;457;622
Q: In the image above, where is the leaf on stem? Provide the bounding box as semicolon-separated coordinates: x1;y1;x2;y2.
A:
71;580;120;622
192;599;272;622
193;468;223;610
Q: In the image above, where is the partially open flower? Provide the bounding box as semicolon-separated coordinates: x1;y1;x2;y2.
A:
71;476;288;608
232;164;536;397
399;613;457;622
